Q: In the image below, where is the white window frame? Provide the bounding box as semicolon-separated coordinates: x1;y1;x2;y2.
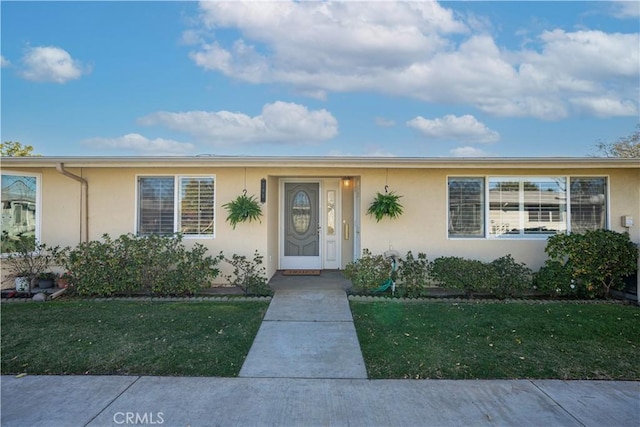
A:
135;174;216;238
487;176;568;239
446;176;485;238
1;170;42;255
567;175;610;233
447;175;610;240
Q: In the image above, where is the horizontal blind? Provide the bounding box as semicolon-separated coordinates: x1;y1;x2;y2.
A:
448;177;484;237
179;177;214;235
138;177;175;235
570;177;606;233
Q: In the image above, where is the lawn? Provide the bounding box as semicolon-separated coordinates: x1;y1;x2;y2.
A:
351;301;640;380
1;301;268;377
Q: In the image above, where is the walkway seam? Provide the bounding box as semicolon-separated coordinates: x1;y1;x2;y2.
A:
530;380;586;427
83;376;142;427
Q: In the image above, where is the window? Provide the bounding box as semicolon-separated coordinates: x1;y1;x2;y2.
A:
138;176;215;237
489;177;567;237
448;177;484;237
1;172;39;253
448;176;606;239
570;177;607;233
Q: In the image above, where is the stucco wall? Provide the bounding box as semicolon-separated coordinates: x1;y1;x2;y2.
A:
3;164;638;289
359;167;640;271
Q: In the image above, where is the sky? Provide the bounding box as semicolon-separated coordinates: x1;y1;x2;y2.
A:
1;1;639;158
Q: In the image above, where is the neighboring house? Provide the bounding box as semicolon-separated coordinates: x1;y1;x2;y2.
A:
1;156;638;291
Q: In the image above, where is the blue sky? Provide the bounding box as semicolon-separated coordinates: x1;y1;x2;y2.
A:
1;1;638;157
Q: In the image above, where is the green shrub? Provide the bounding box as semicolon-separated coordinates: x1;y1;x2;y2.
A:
429;256;488;297
485;255;532;299
544;230;638;299
224;250;272;296
343;249;393;292
61;233;222;297
397;251;430;298
533;260;576;297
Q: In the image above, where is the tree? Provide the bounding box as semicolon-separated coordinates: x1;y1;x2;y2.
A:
1;141;39;157
594;125;640;158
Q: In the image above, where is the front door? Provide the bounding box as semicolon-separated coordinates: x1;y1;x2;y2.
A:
281;182;321;269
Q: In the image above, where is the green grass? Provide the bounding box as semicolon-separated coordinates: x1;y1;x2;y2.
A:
1;301;268;377
351;301;640;380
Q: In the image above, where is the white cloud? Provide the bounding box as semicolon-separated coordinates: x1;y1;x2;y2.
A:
570;96;638;117
19;46;89;83
81;133;195;155
610;1;640;19
407;114;500;143
1;55;10;67
186;1;638;120
450;146;489;157
139;101;338;145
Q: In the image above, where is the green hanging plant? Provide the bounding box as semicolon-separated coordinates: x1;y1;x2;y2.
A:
223;193;263;229
367;191;404;222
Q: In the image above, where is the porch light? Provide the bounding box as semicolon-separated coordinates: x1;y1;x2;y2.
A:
343;177;351;187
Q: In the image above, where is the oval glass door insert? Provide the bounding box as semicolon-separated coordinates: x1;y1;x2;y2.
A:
292;190;311;234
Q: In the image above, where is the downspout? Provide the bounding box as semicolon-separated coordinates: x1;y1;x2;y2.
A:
56;163;89;243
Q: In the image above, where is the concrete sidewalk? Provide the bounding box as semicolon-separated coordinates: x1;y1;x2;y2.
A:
1;375;638;426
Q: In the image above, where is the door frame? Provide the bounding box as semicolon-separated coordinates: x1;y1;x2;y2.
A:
278;178;342;270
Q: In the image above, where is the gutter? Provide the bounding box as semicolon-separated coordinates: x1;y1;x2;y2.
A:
56;163;89;243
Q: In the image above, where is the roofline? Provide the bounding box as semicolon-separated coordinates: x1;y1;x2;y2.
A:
1;155;638;169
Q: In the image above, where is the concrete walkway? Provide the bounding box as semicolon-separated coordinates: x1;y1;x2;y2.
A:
1;272;639;426
239;287;367;379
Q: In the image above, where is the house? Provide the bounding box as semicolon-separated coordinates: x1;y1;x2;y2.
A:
1;156;638;293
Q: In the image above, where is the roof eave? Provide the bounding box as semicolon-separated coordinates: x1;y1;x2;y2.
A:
1;155;638;169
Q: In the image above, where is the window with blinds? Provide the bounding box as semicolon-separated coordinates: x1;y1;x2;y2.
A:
138;176;215;237
449;175;601;239
138;177;175;236
179;177;214;236
448;177;484;237
489;177;567;237
570;177;607;233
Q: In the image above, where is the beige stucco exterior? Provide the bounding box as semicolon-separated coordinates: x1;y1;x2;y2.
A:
2;156;638;290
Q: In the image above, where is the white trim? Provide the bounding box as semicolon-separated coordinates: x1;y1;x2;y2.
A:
4;156;639;170
134;174;216;238
446;174;611;240
1;170;42;254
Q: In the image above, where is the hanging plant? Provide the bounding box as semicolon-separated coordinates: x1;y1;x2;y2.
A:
367;190;404;222
223;193;263;229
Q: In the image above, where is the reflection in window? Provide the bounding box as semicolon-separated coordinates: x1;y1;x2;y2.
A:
1;173;38;253
327;190;336;235
292;191;311;234
570;177;607;233
489;177;567;237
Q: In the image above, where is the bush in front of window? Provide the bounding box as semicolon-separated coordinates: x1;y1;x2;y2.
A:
532;260;575;297
344;249;393;292
484;255;532;299
396;251;431;298
60;233;222;297
429;256;489;297
541;229;638;299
